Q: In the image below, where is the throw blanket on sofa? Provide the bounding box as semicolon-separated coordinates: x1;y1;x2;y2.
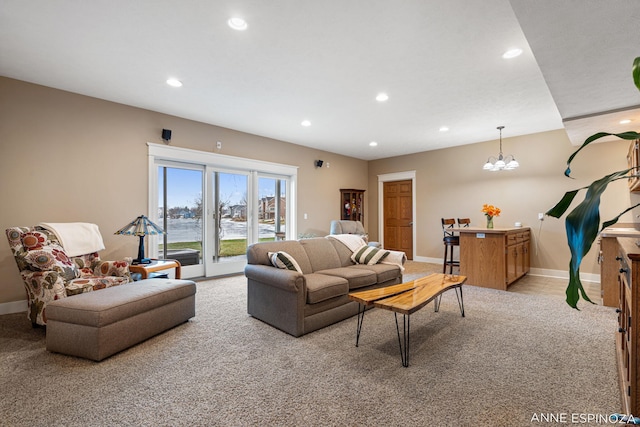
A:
39;222;105;257
326;234;406;273
327;234;366;252
381;251;407;273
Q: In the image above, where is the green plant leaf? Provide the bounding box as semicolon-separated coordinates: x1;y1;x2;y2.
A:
565;131;640;178
601;202;640;230
551;56;640;309
563;169;631;308
548;168;636;219
545;189;585;219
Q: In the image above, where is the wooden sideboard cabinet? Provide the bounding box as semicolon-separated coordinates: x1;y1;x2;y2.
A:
615;238;640;414
458;227;530;290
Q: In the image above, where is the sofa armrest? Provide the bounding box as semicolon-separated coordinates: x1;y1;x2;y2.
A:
93;260;132;282
21;270;67;298
244;264;303;293
20;270;67;324
245;264;307;337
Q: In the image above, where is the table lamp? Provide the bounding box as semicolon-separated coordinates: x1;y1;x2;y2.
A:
115;215;165;264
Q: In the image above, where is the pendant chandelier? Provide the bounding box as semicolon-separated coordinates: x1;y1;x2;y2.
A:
483;126;519;171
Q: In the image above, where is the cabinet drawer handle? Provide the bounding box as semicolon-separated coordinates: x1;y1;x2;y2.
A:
620;268;629;274
619;327;627;333
616;256;622;261
617;308;622;313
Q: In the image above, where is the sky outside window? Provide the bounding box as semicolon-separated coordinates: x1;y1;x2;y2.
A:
159;168;283;208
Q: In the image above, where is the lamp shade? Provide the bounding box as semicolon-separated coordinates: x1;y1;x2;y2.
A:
114;215;165;237
115;215;165;264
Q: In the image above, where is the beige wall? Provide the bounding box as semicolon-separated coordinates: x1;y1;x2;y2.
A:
368;130;633;275
0;77;368;305
1;76;635;308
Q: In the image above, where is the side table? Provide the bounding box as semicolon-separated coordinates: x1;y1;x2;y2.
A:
129;259;182;280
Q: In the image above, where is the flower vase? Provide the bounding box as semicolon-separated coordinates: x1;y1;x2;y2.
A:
486;216;494;229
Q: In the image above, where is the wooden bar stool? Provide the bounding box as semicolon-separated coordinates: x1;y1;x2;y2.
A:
441;218;459;274
457;218;471;228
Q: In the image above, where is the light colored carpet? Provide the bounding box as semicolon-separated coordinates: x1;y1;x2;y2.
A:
0;270;619;426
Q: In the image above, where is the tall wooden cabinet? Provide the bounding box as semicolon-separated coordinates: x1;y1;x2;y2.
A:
340;189;364;222
615;238;640;414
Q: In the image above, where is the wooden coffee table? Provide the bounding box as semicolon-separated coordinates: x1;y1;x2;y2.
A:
348;273;466;367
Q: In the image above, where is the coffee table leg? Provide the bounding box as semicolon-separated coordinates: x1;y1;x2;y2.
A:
434;294;442;312
455;286;465;317
394;313;410;367
355;303;365;347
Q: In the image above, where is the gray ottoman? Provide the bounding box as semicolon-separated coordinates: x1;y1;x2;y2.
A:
46;279;196;361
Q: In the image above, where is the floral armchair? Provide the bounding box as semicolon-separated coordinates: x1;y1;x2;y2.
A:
5;226;132;326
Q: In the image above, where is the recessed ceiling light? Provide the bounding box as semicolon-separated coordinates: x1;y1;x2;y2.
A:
376;93;389;102
166;78;183;87
369;141;378;147
228;17;248;31
301;120;311;127
439;126;449;132
502;48;523;59
620;119;633;124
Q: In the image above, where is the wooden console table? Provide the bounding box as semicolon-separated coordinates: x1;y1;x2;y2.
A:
453;227;530;290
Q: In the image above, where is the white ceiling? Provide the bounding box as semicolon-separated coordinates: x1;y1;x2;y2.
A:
1;1;638;160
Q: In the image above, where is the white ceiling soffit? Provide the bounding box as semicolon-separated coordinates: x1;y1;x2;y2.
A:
509;0;640;146
0;1;571;160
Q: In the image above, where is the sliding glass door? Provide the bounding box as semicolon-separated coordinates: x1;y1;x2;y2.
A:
206;170;250;275
149;143;297;279
157;164;205;278
258;176;287;242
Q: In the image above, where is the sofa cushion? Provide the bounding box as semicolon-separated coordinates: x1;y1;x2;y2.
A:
316;267;377;290
23;243;79;281
300;238;343;272
351;245;390;265
268;251;303;274
350;263;401;284
65;276;130;296
21;230;49;250
304;273;348;304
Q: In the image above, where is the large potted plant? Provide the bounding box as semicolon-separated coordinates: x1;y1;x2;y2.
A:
546;56;640;309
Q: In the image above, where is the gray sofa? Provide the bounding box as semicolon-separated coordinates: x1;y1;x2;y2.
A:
245;237;404;337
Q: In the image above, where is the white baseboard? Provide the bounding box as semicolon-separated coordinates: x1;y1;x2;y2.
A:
0;299;27;316
410;257;600;283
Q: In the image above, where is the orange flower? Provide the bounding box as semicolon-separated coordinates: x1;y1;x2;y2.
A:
481;204;501;218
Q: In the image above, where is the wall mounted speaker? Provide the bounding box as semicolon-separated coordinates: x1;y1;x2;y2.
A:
162;129;172;142
315;160;324;168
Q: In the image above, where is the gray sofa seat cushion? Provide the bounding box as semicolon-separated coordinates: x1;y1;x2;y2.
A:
305;273;348;304
350;263;401;284
316;267;377;290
